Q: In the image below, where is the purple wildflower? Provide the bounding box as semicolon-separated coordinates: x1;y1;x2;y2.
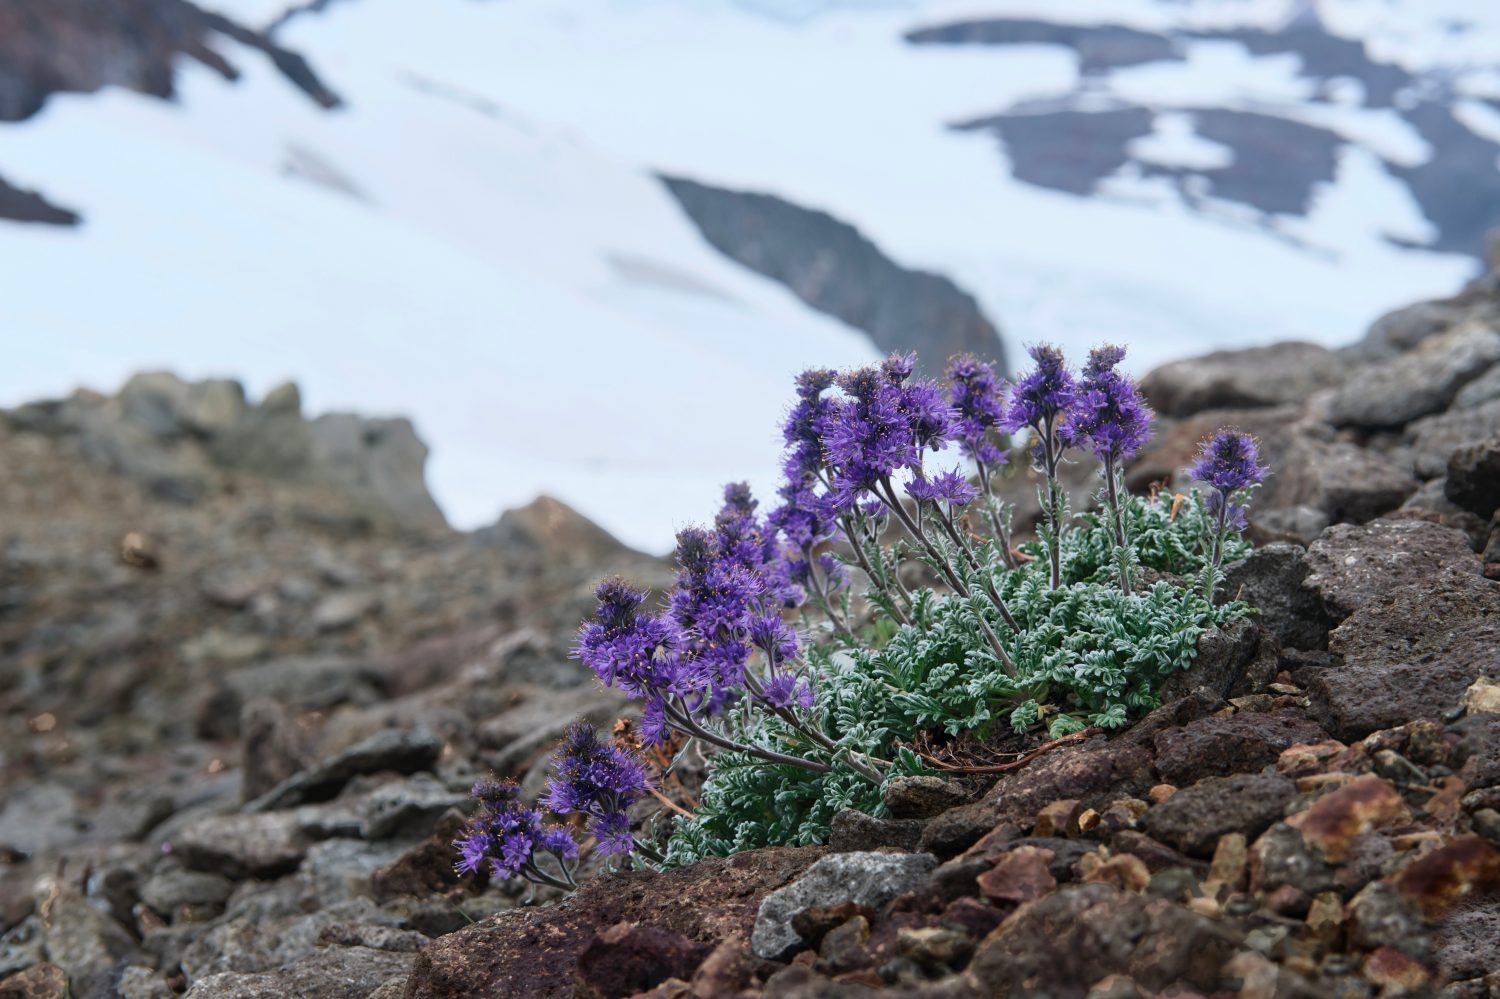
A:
453;778;577;885
1062;344;1153;463
545;721;652;858
760;673;815;712
575;579;687;704
1002;343;1078;434
946;354;1009;467
593;812;636;856
905;468;979;508
782;368;838;479
748;613;798;666
1189;429;1268;494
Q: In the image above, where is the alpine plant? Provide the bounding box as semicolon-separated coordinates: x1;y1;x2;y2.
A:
454;344;1265;884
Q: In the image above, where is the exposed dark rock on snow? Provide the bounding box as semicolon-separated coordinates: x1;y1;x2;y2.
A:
0;174;81;227
659;174;1006;373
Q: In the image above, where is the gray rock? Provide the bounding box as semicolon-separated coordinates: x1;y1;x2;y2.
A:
140;865;235;917
183;947;413;999
1303;518;1478;619
221;655;386;720
311;590;380;632
307;414;446;530
473;495;632;565
827;809;924;853
34;887;138;997
246;728;442;812
1140;341;1343;417
750;851;936;960
1446;434;1500;519
1221;543;1332;650
883;776;970;820
1250;504;1330;544
118;965;176;999
1329;326;1500;428
1405;397;1500;478
0;782;88;859
240;699;312;804
1271;436;1417;525
357;774;466;840
1143;773;1295;857
1350;300;1468;361
1453;362;1500;409
1311;568;1500;740
171;812;308;880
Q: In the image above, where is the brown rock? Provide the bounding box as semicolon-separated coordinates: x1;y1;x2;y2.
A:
1362;946;1431;993
1152;711;1328;785
1143;773;1295;858
575;923;711;999
977;845;1056;905
0;963;67;999
1304;518;1478;620
405;846;823;999
1288;774;1409;863
1387;835;1500;921
1078;851;1150;893
1033;799;1085;838
968;883;1235;996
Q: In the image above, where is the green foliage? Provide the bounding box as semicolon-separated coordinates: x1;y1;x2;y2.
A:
665;491;1249;863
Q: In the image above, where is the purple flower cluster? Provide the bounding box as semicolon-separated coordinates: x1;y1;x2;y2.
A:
1062;345;1153;464
454;779;578;884
545;722;652;856
1189;428;1268;531
905;468;978;509
1001;344;1077;436
576;483;821;748
1190;429;1267;494
946;354;1008;468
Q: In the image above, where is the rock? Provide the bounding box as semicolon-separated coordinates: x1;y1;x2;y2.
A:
967;883;1235;995
1158;616;1265;701
305;413;447;530
750;852;936;960
1463;677;1500;716
1352;300;1469;360
1328;326;1500;429
1270;436;1418;525
1454;362;1500;408
1220;543;1333;650
33;887;138;998
246;728;442;812
575;923;710;999
473;496;633;565
882;776;969;820
897;926;974;972
1303;518;1478;619
218;655;387;722
1139;342;1343;417
171;811;308;879
1347;881;1429;954
1287;775;1409;863
0;782;89;859
140;865;235;918
976;845;1056;904
1405;398;1500;478
826;810;922;853
117;965;175;999
1311;570;1500;739
181;946;412;999
357;774;466;841
405;847;821;998
922;741;1155;858
1434;895;1500;983
240;699;312;804
1446;434;1500;519
0;963;67;999
311;590;380;632
1387;835;1500;921
1143;773;1295;858
1152;712;1328;785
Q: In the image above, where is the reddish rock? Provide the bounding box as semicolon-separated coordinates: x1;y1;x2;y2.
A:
574;922;711;999
968;883;1235;996
1143;773;1296;858
0;963;67;999
404;846;823;999
977;845;1056;904
1288;775;1409;863
1152;711;1328;785
1303;519;1478;620
1388;835;1500;921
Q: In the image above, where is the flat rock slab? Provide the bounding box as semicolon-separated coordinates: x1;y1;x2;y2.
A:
1312;569;1500;740
246;729;442;813
1304;518;1478;619
750;851;937;960
1152;712;1328;786
1143;773;1296;857
405;846;823;999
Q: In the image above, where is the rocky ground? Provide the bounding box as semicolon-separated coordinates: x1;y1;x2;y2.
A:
3;252;1500;998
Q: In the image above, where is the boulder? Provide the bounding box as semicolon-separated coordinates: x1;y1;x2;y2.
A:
1328;326;1500;429
1139;341;1343;417
750;851;936;960
1303;518;1478;620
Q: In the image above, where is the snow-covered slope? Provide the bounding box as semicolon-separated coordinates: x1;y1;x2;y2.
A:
0;0;1493;549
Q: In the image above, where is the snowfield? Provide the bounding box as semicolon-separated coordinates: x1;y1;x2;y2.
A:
0;0;1492;549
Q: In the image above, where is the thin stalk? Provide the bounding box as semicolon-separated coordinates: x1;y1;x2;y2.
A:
838;512;913;625
976;463;1018;570
1038;416;1066;591
1102;454;1132;596
875;478;1015;672
932;505;1022;638
663;699;833;774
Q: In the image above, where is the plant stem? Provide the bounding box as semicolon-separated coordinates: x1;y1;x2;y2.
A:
1039;416;1065;591
1102;454;1132;596
664;700;833;774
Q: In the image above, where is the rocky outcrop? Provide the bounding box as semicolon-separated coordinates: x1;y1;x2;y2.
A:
659;174;1006;373
4;372;446;528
